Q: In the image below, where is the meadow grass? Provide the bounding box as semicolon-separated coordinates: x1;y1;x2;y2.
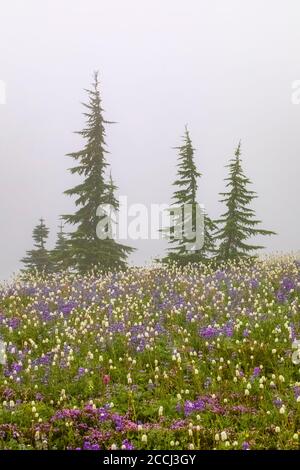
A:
0;256;299;450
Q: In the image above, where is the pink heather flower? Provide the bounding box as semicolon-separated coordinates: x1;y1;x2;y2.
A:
103;375;110;385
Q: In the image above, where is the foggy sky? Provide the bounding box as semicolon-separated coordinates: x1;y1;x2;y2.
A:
0;0;299;280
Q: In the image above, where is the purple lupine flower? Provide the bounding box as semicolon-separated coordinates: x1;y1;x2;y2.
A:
290;323;297;341
242;441;250;450
60;301;77;315
273;398;283;408
7;318;20;329
281;277;295;292
200;326;219;338
183;398;205;416
250;279;259;289
77;367;86;377
223;322;234;337
276;290;286;303
122;439;135;450
215;271;226;281
293;386;300;399
170;419;187;430
176;403;182;413
82;441;101;450
35;392;44;401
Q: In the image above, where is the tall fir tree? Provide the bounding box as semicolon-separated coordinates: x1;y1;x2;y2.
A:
215;142;275;261
162;127;216;264
21;218;52;274
51;221;71;272
63;72;133;272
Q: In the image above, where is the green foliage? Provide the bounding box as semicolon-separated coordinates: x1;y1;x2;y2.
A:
50;222;72;272
21;218;53;274
162;127;216;265
215;142;275;261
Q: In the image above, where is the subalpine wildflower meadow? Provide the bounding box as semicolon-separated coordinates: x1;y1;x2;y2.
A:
0;256;299;450
1;4;299;456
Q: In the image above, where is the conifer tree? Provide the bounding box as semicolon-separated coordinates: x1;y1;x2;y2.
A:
201;211;218;259
162;127;216;264
21;218;52;273
215;142;275;261
51;221;71;272
63;72;133;272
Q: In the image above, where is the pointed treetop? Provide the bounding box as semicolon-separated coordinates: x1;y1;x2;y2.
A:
93;70;99;89
58;220;64;233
